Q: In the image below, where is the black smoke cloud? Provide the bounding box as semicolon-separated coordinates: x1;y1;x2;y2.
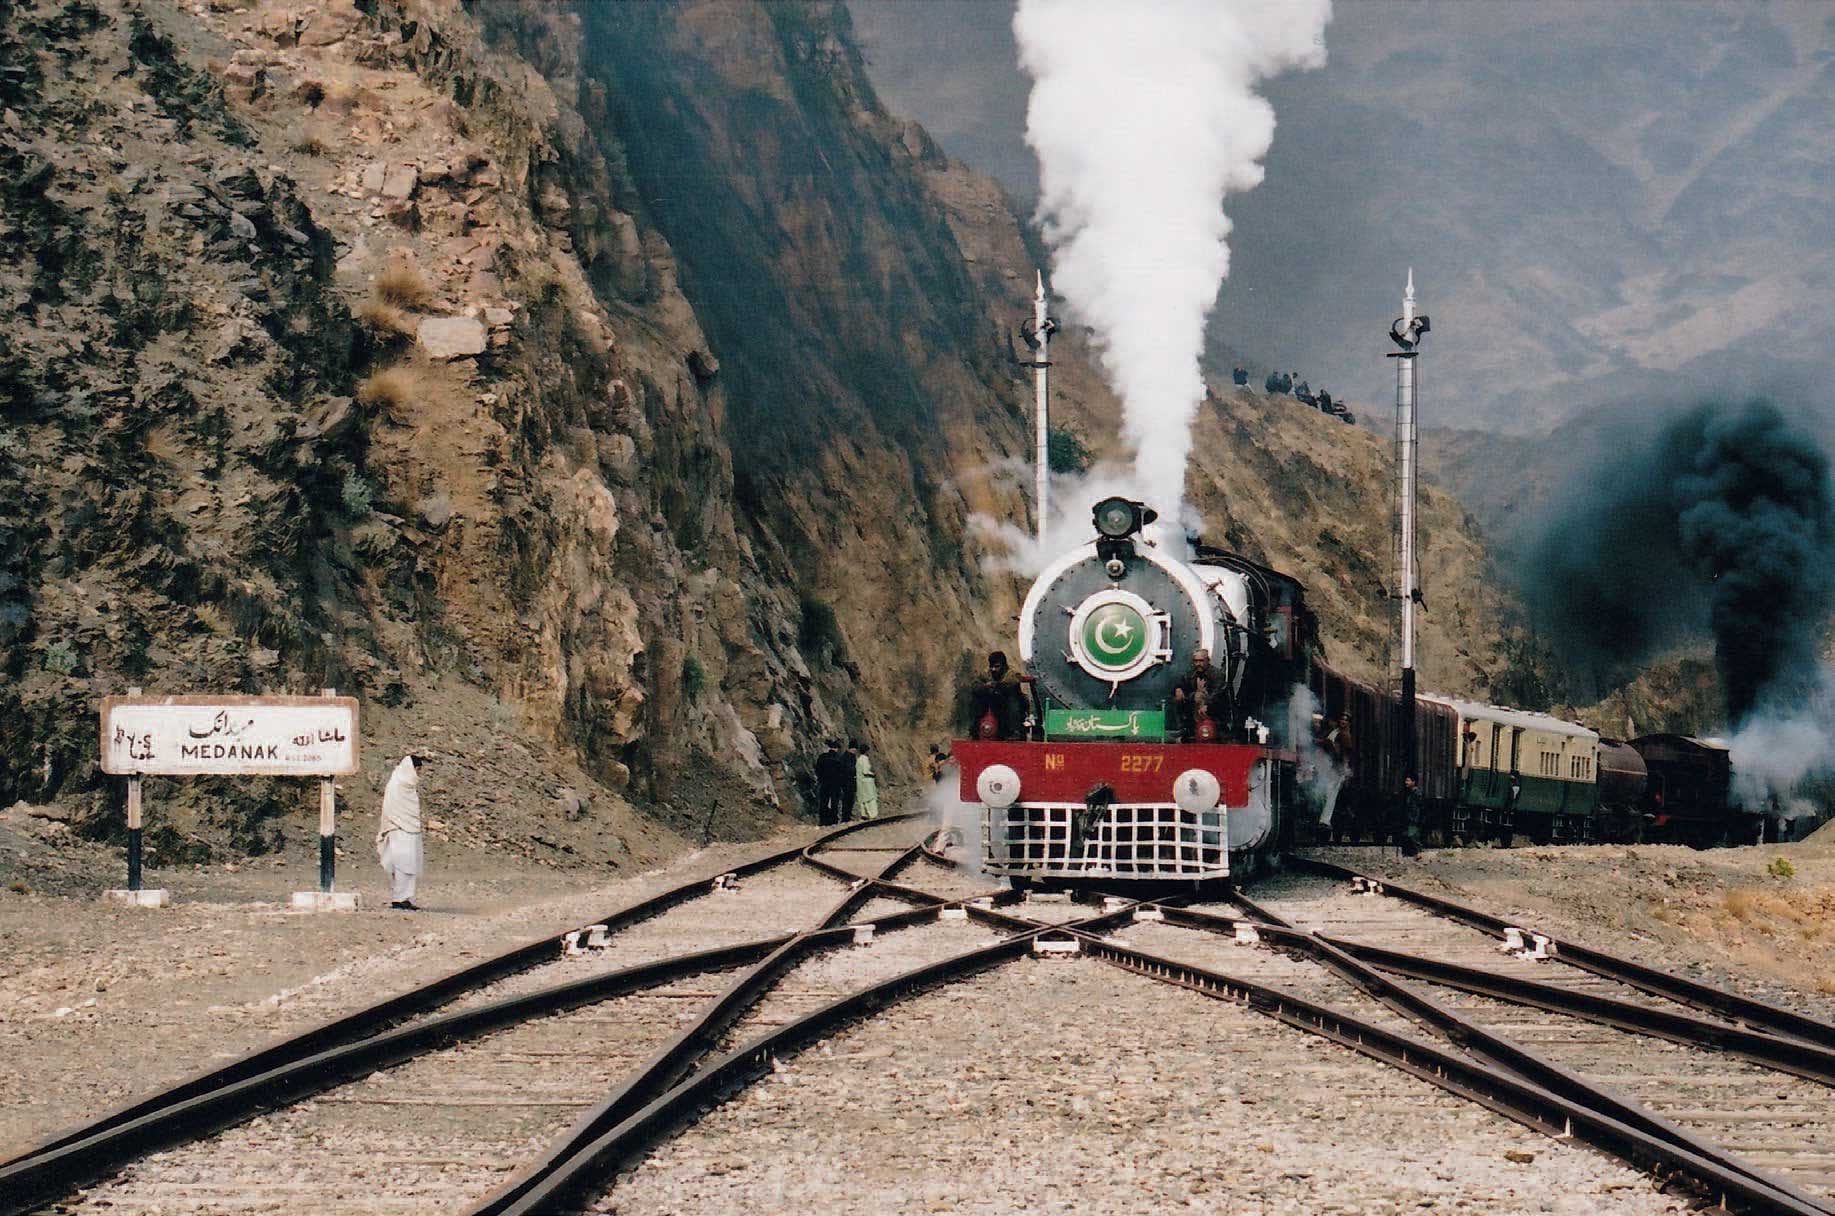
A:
1527;399;1834;724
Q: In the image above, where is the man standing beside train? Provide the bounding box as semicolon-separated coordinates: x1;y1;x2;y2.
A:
814;740;851;826
1400;774;1423;857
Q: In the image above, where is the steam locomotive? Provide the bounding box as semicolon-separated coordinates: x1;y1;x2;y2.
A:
954;497;1315;884
953;498;1792;889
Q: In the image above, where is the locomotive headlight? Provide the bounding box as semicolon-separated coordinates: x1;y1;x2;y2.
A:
1094;497;1138;538
1173;768;1221;813
976;764;1021;809
1092;496;1158;539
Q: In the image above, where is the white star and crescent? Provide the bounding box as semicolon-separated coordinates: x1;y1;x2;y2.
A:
1094;616;1135;655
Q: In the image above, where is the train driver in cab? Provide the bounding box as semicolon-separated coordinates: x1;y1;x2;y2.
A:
1172;648;1230;741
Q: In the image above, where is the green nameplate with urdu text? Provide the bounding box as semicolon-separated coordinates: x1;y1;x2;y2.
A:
1045;709;1166;740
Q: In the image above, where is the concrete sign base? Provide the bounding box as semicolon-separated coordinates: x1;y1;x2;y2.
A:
291;890;360;912
102;888;171;908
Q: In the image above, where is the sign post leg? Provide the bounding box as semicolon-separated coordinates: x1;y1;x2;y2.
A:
104;765;168;907
319;778;335;894
126;777;143;892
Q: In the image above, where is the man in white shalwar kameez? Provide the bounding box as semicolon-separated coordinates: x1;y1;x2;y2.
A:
376;754;425;910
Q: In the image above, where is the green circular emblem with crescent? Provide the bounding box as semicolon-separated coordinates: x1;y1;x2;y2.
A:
1081;602;1148;670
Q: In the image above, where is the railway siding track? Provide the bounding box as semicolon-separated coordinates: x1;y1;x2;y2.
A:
1071;927;1831;1216
1290;856;1835;1050
0;818;938;1216
4;817;905;1182
1153;901;1833;1211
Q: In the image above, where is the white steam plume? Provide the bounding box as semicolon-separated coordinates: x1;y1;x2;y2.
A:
1727;665;1835;826
922;769;986;879
1285;683;1347;826
1015;0;1329;517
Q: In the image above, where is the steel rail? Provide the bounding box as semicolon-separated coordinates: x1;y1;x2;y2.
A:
1316;934;1835;1087
2;815;907;1176
0;903;947;1216
1289;856;1835;1050
1077;933;1832;1216
1155;903;1834;1215
474;899;1144;1216
466;841;933;1216
0;931;821;1216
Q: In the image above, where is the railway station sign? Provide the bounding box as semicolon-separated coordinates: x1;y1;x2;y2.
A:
99;694;361;777
1044;708;1166;741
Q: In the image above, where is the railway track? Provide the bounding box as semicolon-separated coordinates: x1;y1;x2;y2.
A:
5;818;1829;1214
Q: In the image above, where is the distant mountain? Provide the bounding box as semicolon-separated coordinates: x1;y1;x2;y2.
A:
850;1;1835;436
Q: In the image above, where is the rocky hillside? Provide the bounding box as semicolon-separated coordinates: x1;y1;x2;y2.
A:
0;0;1525;862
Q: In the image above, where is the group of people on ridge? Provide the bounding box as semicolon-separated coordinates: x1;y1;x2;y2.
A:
813;739;878;826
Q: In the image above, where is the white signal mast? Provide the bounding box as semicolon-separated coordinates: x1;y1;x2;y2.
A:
1388;269;1430;772
1027;271;1058;547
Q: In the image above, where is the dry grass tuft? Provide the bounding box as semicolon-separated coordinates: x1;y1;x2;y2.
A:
374;258;433;309
1723;889;1757;921
142;424;183;464
355;296;417;338
357;363;429;413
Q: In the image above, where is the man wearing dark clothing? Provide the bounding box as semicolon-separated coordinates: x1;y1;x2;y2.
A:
841;740;860;820
1172;649;1229;740
814;740;850;826
1400;774;1423;857
969;651;1029;740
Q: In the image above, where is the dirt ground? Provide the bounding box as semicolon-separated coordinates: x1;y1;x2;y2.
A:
1311;830;1835;1021
0;798;854;1158
5;801;1830;1166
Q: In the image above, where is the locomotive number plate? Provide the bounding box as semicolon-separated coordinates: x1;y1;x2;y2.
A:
1119;753;1165;774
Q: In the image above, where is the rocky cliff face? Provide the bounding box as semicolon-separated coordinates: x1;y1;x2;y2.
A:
0;0;1526;861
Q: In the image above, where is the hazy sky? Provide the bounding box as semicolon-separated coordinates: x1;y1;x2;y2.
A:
849;1;1835;434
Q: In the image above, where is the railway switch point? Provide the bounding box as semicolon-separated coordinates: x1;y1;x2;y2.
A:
102;888;171;908
289;890;358;912
1033;937;1080;957
938;906;968;921
851;924;876;945
1233;921;1261;946
1132;907;1165;922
